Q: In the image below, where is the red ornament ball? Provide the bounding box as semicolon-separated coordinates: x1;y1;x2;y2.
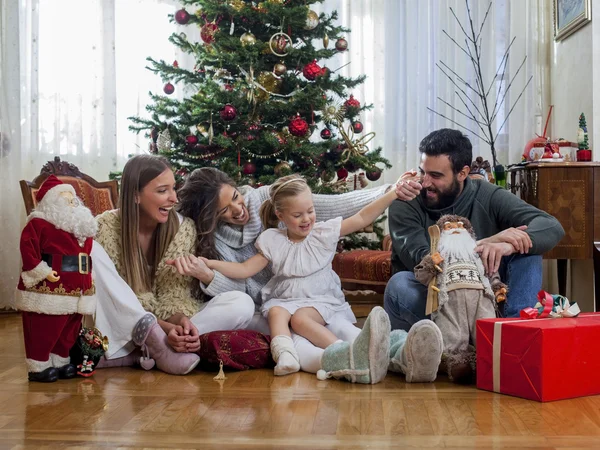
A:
173;60;179;68
303;60;323;81
243;162;256;175
344;95;361;109
176;168;189;177
200;22;219;44
352;121;364;133
185;135;198;146
336;167;349;180
223;83;234;91
175;9;190;25
163;82;175;95
220;104;237;121
366;169;382;181
335;38;348;51
289;115;309;137
320;128;332;140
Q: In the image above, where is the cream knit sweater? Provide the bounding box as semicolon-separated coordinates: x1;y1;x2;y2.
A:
95;210;203;320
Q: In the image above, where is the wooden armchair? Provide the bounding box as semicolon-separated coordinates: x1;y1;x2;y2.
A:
332;235;393;317
20;156;118;216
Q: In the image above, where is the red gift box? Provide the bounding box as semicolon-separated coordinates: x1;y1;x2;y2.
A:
476;313;600;402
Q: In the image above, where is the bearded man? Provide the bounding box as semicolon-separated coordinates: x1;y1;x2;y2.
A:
384;128;565;334
414;215;505;383
16;175;97;382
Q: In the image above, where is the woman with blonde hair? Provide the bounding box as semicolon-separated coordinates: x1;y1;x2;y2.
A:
92;155;255;374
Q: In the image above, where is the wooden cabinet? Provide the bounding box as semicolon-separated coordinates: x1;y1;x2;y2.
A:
509;162;600;310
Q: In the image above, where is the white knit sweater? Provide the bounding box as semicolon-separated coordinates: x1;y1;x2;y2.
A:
202;184;391;306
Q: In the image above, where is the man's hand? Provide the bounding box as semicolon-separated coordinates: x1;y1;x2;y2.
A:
475;242;515;275
479;226;532;254
394;170;422;201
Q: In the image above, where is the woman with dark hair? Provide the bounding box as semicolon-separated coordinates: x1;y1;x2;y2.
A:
92;155;255;375
175;168;393;331
172;168;444;383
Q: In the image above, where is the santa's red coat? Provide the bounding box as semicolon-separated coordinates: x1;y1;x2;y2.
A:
17;217;96;315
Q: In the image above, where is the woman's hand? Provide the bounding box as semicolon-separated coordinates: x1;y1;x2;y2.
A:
166;255;214;284
165;315;201;353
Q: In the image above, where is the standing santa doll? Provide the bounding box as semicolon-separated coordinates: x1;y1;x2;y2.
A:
414;215;506;384
16;175;97;382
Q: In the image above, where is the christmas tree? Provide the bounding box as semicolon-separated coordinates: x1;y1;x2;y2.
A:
129;0;391;249
578;113;589;150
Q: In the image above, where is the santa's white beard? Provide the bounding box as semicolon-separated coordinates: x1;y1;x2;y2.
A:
34;196;98;245
438;228;478;262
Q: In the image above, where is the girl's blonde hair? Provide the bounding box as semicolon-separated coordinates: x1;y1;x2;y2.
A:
259;174;311;229
119;154;179;294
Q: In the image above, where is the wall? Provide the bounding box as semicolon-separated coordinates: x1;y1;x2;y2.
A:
548;1;596;312
550;23;593;146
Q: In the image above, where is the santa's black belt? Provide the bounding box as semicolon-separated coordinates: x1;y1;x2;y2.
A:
42;253;91;274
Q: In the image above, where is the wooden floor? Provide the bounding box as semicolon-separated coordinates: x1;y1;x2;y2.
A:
2;314;600;449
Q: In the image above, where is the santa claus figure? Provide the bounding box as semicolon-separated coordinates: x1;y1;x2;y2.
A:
16;175;97;382
414;215;506;384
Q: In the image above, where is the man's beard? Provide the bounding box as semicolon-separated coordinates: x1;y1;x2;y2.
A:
438;228;477;262
421;176;461;209
35;196;98;244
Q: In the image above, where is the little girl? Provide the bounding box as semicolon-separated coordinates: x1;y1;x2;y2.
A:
200;174;405;377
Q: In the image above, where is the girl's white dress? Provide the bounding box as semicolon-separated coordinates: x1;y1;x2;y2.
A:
255;217;356;324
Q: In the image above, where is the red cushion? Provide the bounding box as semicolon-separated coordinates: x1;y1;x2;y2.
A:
332;250;392;284
198;330;274;371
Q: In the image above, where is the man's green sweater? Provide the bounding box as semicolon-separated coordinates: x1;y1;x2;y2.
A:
389;177;565;273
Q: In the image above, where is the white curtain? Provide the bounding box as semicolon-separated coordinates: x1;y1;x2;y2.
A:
0;0;193;307
0;0;550;307
319;0;550;184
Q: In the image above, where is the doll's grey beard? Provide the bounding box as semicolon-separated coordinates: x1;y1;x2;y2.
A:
438;228;478;262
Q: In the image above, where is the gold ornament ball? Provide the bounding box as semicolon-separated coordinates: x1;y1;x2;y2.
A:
323;33;329;48
240;32;257;46
253;87;269;103
267;0;285;3
305;10;319;30
274;161;292;176
257;71;282;93
228;0;245;11
273;62;287;76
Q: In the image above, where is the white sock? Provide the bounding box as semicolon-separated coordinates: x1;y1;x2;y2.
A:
270;335;300;376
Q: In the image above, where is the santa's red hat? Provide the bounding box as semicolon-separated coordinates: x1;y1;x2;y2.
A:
36;175;67;202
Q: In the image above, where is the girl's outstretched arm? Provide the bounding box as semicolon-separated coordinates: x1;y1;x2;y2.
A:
340;188;400;237
199;253;269;279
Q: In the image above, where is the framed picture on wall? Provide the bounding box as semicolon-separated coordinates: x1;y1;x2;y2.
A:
554;0;592;41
